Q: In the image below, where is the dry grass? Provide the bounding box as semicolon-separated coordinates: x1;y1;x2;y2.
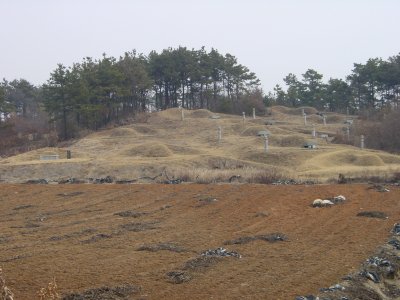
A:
240;126;268;136
125;143;172;157
37;278;60;300
270;135;307;147
0;268;14;300
189;109;213;118
2;107;400;183
1;184;400;298
170;166;292;184
108;128;137;137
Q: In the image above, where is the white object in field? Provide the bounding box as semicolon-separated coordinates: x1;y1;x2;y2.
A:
321;199;334;206
312;126;316;138
253;108;256;119
217;126;222;143
361;135;365;149
264;135;269;153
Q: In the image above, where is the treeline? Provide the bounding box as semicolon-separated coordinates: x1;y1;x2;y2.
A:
43;47;262;139
1;47;263;140
265;53;400;113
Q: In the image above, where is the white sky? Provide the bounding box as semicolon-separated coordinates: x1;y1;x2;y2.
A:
1;0;399;91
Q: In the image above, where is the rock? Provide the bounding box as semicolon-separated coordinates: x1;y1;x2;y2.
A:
360;270;380;283
164;179;182;184
388;239;400;250
25;179;48;184
366;256;391;267
312;199;323;207
333;195;346;203
320;283;345;292
201;247;241;258
295;296;319;300
393;223;400;235
58;177;85;184
90;176;114;184
313;199;334;207
321;200;334;206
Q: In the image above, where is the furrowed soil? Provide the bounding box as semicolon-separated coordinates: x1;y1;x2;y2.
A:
0;183;399;299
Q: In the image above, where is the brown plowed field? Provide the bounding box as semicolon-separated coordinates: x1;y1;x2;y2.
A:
0;184;398;299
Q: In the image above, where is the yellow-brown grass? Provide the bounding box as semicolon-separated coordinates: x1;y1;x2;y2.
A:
109;128;137;137
37;278;60;300
132;125;158;135
189;109;213;118
0;268;14;300
2;106;400;183
125;143;172;157
241;126;269;136
269;135;308;147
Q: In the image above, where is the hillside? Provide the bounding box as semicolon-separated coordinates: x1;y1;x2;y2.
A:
1;106;399;183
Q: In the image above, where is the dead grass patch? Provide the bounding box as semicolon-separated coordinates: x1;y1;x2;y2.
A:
125;143;172;157
0;255;28;263
224;233;288;245
166;271;192;284
241;126;268;136
62;284;140;300
0;267;14;300
0;237;9;244
81;234;112;244
49;228;97;242
195;195;217;207
119;222;157;232
190;109;213;118
357;211;388;219
57;192;84;198
171;166;291;184
137;243;186;253
271;135;307;147
114;211;147;218
182;256;222;271
109;128;137;137
37;278;60;300
132;125;157;135
13;204;34;210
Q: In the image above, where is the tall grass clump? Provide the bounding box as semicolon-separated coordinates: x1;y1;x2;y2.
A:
169;167;292;184
37;278;60;300
0;268;14;300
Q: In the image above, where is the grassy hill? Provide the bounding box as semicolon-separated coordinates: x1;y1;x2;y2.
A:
1;106;399;183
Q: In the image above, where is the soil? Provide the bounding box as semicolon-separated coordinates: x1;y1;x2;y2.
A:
0;183;399;299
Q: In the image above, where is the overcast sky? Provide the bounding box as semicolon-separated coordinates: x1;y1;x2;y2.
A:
1;0;399;91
